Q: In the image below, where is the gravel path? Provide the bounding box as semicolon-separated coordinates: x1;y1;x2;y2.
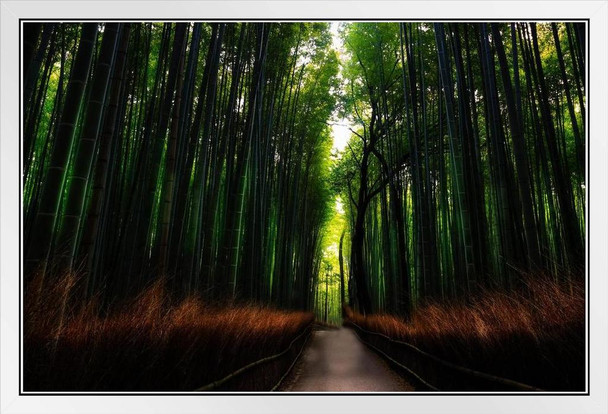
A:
282;327;415;392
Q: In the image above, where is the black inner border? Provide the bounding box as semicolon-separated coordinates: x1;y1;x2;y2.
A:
17;17;591;397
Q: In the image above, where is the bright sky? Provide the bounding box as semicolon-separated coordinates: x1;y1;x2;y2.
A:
335;196;344;214
329;22;352;153
331;122;352;153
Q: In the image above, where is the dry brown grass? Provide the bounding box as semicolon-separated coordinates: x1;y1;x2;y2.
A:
24;274;313;391
344;276;585;390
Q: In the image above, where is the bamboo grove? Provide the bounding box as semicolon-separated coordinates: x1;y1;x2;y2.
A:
23;22;338;309
334;22;585;315
23;22;585;318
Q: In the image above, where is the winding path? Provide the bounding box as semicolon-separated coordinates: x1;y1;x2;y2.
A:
281;327;415;392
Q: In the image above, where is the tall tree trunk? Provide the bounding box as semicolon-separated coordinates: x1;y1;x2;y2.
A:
451;23;489;287
491;23;541;270
25;23;98;279
351;150;373;315
133;23;186;278
80;24;132;294
551;23;583;177
565;24;586;124
22;23;43;80
23;26;56;179
56;23;121;272
23;23;54;117
434;23;475;293
529;23;583;269
338;229;346;314
158;24;188;277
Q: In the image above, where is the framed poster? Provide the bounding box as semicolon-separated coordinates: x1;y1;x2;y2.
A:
1;1;606;413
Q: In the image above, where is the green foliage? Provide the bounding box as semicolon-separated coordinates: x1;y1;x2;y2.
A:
333;22;585;315
22;22;585;320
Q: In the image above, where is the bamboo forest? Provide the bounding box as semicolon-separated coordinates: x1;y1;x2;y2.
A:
22;21;586;392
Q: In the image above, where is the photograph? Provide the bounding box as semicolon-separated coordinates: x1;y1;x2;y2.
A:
19;19;588;393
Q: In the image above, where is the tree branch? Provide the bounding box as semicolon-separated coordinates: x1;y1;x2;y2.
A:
364;151;411;208
347;142;363;169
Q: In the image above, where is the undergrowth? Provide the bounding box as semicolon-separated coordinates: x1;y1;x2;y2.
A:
24;273;313;391
344;276;585;390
